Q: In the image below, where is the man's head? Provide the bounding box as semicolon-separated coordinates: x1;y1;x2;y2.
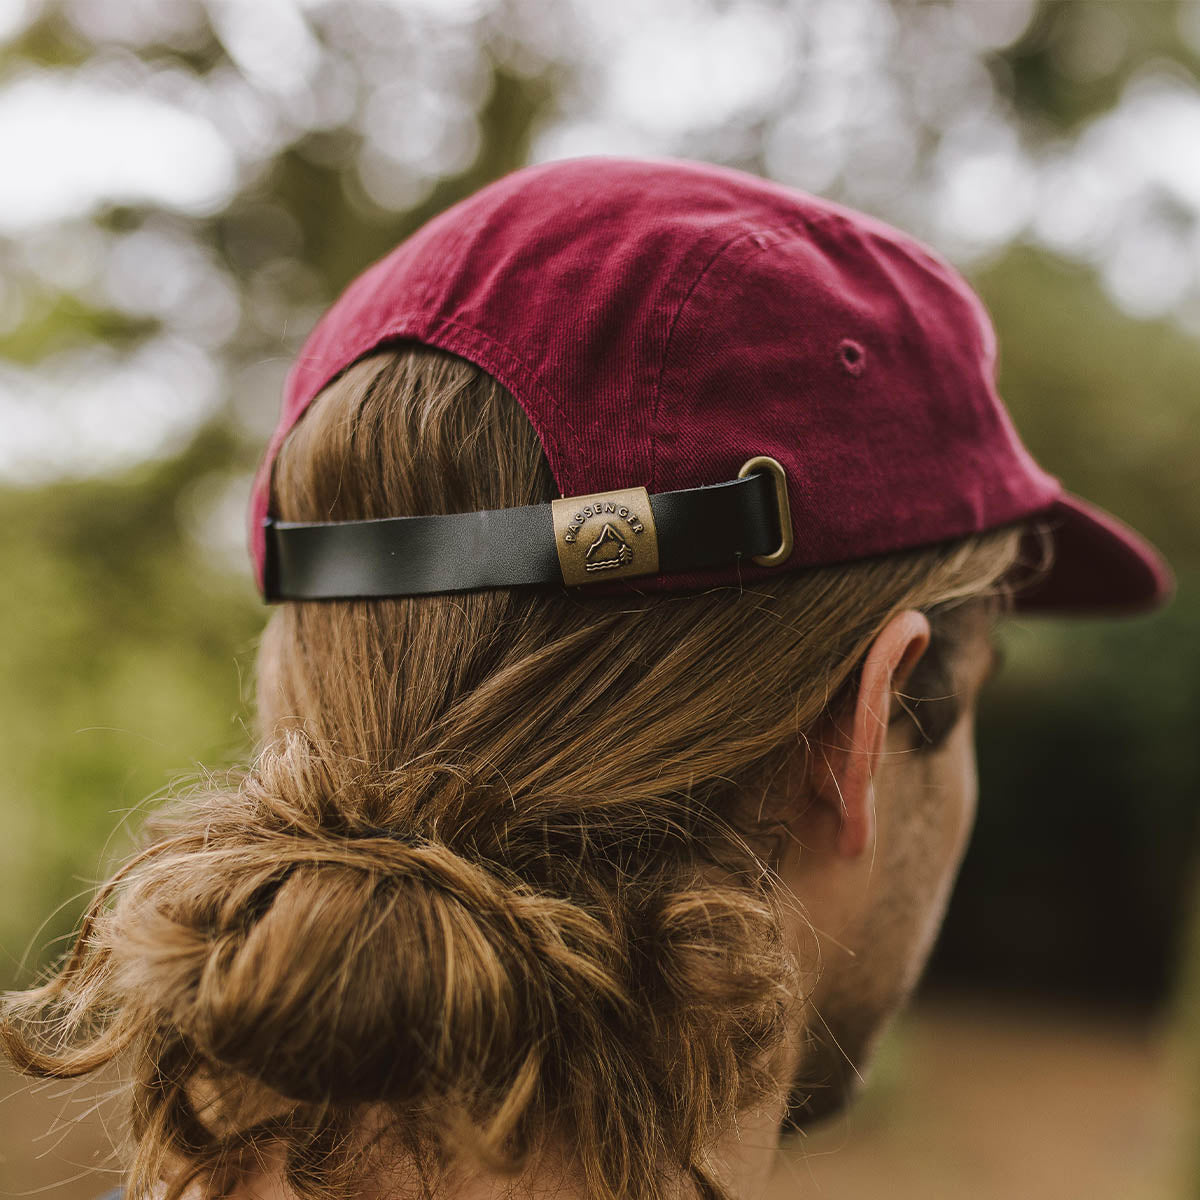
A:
247;348;1043;1192
2;343;1053;1200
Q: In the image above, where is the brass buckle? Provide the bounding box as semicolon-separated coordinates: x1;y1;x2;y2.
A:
551;486;660;586
737;455;793;566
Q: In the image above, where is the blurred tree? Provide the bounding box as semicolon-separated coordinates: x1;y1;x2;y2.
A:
997;0;1200;132
0;427;262;973
0;0;567;976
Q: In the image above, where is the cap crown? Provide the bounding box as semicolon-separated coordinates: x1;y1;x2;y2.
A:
250;155;1064;595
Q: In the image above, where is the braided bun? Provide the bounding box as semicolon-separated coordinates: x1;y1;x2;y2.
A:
2;729;794;1198
112;805;629;1111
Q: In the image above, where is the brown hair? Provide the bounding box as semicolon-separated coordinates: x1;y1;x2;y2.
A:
0;346;1051;1200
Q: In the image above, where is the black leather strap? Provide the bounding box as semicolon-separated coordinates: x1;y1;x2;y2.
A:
263;469;781;601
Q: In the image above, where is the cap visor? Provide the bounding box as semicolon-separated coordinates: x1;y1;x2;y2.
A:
1010;492;1175;616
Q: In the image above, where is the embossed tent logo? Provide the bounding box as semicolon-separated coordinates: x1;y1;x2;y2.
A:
550;486;660;587
584;522;634;572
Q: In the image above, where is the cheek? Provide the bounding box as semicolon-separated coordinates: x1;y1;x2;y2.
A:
943;712;980;869
901;717;980;971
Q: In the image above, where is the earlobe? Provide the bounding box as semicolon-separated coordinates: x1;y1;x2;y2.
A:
827;609;932;859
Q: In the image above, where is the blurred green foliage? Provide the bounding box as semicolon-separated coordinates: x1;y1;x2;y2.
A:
999;0;1200;131
0;0;564;976
0;429;263;974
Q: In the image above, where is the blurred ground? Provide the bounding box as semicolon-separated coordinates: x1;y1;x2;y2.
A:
770;987;1183;1200
0;988;1181;1200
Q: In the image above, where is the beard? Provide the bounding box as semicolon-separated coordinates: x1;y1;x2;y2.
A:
778;764;962;1136
778;974;911;1133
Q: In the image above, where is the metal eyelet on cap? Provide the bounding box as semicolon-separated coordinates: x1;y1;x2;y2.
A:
737;455;793;567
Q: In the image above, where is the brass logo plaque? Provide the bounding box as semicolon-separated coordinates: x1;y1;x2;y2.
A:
551;486;660;587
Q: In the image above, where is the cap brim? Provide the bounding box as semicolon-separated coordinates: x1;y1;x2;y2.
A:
1010;492;1175;616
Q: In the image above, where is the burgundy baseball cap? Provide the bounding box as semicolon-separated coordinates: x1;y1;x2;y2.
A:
249;154;1173;616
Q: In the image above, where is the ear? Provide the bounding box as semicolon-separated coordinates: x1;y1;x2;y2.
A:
815;608;932;859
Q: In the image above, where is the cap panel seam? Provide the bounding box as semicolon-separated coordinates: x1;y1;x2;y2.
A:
798;204;986;337
650;216;818;493
266;194;518;505
396;314;588;496
283;315;588;499
413;313;589;491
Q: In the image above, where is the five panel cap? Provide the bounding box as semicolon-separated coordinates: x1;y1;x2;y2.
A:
249;154;1174;616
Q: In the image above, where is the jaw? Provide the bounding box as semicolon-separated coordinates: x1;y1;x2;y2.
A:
776;982;905;1137
778;1041;868;1135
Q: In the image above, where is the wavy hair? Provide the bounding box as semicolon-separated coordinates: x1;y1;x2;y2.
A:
1;345;1051;1200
